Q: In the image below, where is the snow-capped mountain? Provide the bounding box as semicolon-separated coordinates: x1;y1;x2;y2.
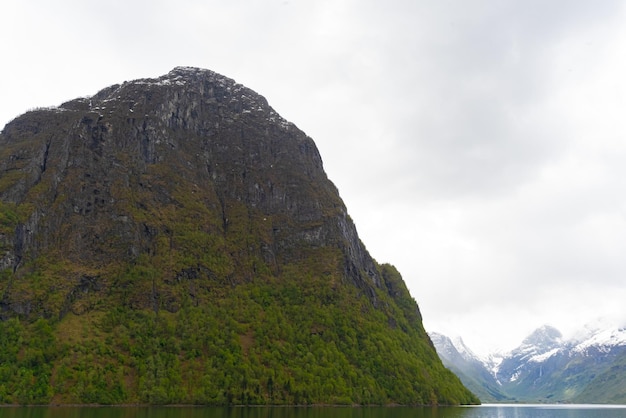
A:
495;325;564;386
431;323;626;404
430;333;479;363
572;325;626;354
430;332;512;402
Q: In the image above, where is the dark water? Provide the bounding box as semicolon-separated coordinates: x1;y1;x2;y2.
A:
0;405;624;418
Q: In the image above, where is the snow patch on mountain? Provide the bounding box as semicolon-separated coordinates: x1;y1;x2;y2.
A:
486;353;504;380
572;326;626;354
432;321;626;403
529;347;560;362
452;336;479;361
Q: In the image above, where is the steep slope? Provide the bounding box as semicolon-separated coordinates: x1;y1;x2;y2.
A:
430;333;511;402
495;325;566;401
0;67;478;405
574;350;626;404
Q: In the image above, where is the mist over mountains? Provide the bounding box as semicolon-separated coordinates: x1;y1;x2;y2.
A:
432;322;626;403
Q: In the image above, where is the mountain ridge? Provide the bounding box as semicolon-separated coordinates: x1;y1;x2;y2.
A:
432;323;626;403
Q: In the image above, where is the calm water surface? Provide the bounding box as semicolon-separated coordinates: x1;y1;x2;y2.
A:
0;405;624;418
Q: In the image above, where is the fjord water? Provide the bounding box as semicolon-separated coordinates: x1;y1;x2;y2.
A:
459;405;626;418
0;406;625;418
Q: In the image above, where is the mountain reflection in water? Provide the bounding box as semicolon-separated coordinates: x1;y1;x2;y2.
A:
0;405;625;418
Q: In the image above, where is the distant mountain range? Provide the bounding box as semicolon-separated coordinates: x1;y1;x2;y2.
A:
431;324;626;404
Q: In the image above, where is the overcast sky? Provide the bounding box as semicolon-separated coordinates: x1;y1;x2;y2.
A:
3;0;626;356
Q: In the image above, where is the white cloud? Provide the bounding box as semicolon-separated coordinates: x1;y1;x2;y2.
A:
2;0;626;356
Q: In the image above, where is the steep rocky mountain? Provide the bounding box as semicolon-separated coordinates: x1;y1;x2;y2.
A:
494;325;569;401
0;67;478;405
432;324;626;404
496;325;626;402
430;333;511;403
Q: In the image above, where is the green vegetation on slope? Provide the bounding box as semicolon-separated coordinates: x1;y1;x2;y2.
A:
0;154;477;405
0;157;477;405
573;351;626;404
0;257;477;405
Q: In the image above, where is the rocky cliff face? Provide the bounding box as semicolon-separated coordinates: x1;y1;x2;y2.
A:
0;67;477;405
0;67;380;316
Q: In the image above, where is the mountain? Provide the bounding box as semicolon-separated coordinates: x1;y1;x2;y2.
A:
494;325;569;401
496;325;626;403
574;348;626;404
432;324;626;404
0;67;478;406
430;333;511;403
